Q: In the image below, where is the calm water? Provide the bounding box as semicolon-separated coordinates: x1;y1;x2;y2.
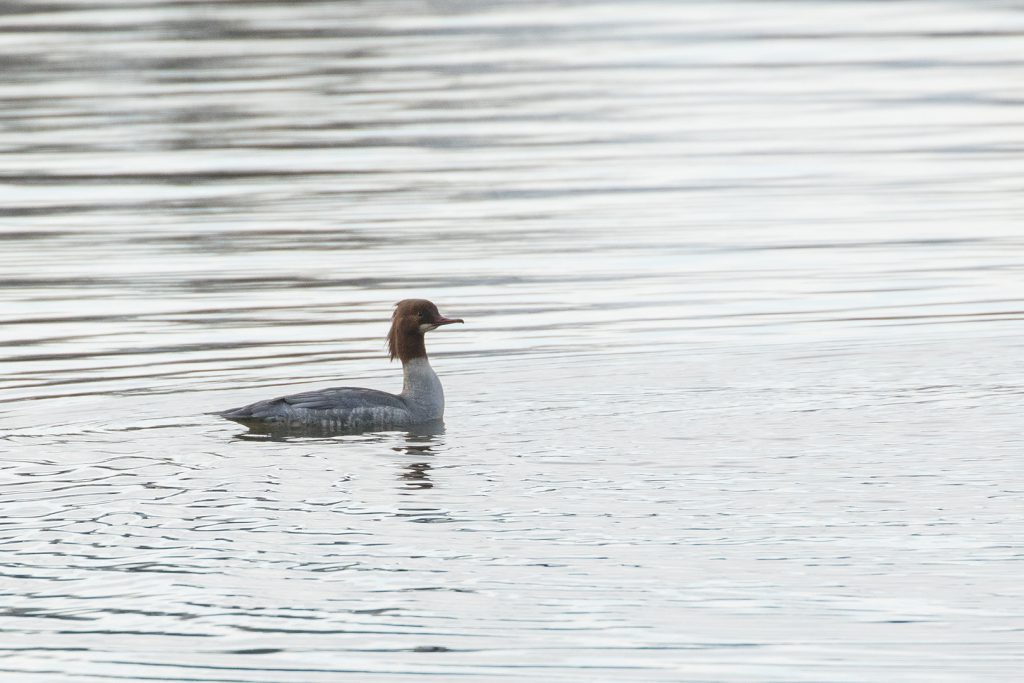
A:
2;1;1023;681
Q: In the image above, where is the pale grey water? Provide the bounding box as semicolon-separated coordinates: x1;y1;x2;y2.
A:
1;0;1023;681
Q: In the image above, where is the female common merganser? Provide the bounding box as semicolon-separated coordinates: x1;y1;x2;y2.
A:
219;299;463;431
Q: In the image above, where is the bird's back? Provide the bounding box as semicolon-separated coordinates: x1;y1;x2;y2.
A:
219;387;413;431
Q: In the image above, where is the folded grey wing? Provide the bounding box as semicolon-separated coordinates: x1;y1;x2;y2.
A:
280;387;406;411
220;387;407;422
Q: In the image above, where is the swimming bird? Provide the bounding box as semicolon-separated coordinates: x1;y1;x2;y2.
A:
218;299;463;431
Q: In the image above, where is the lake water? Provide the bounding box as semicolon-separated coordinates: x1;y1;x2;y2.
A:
2;1;1023;681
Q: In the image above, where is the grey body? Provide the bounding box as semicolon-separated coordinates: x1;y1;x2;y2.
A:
219;358;445;431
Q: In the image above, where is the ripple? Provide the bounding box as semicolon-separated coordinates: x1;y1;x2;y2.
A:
1;0;1023;681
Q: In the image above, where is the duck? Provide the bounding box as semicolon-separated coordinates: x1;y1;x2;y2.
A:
218;299;463;431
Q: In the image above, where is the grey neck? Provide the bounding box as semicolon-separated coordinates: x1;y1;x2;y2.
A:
399;356;445;421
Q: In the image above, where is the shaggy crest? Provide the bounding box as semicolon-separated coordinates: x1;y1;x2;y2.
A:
386;299;462;362
388;299;432;361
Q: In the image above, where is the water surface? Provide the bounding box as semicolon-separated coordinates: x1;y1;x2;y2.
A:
1;1;1023;681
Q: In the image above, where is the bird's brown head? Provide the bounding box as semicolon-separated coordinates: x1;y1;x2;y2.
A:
387;299;464;362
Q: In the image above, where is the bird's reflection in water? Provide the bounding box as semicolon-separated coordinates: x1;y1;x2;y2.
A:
399;461;433;490
392;424;444;492
229;418;446;443
227;419;445;492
